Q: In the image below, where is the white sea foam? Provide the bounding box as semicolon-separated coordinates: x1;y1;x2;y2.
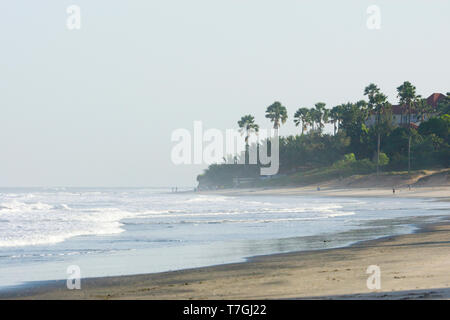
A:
177;212;355;225
327;212;355;218
0;191;357;248
0;200;149;247
0;200;53;212
184;195;231;203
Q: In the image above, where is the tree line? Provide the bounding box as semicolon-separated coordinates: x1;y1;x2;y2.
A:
198;81;449;188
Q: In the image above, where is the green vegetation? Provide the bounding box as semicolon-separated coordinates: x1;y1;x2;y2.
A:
197;83;449;189
265;101;288;130
238;114;259;164
255;153;378;187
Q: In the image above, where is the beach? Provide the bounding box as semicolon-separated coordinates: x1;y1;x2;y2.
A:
3;218;450;300
203;169;450;200
205;185;450;200
1;186;449;300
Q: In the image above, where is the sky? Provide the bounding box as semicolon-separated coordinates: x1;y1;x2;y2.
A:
0;0;449;187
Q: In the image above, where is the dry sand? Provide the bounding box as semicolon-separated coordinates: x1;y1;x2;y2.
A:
206;185;450;200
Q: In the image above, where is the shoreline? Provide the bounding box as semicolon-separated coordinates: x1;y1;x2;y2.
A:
2;210;449;300
0;220;421;296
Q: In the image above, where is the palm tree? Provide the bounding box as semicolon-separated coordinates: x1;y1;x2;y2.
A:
308;108;316;130
364;83;389;176
329;106;341;135
323;108;330;131
313;102;327;133
437;92;450;115
265;101;288;130
364;83;379;100
294;107;310;135
238;114;259;163
415;97;432;122
397;81;417;174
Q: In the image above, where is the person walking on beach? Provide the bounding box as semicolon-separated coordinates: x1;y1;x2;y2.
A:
393;188;395;194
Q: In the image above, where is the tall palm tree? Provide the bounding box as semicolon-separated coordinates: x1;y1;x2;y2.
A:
238;114;259;163
364;83;379;100
397;81;417;174
415;97;432;122
437;92;450;115
323;108;330;131
365;83;389;176
294;107;310;135
329;106;341;135
313;102;327;133
265;101;288;130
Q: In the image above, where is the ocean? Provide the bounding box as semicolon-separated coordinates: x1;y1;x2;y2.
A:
0;187;448;288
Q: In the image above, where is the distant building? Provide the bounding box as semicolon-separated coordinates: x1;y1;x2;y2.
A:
366;93;445;128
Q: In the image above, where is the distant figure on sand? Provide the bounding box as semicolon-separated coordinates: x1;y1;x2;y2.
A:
393;188;395;194
317;186;321;191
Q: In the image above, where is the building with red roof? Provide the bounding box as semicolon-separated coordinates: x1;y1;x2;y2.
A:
366;93;445;128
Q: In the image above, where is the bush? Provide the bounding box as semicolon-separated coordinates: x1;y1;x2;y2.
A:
333;153;356;168
418;116;449;141
378;152;390;166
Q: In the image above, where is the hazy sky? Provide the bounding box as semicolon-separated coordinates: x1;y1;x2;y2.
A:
0;1;449;187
